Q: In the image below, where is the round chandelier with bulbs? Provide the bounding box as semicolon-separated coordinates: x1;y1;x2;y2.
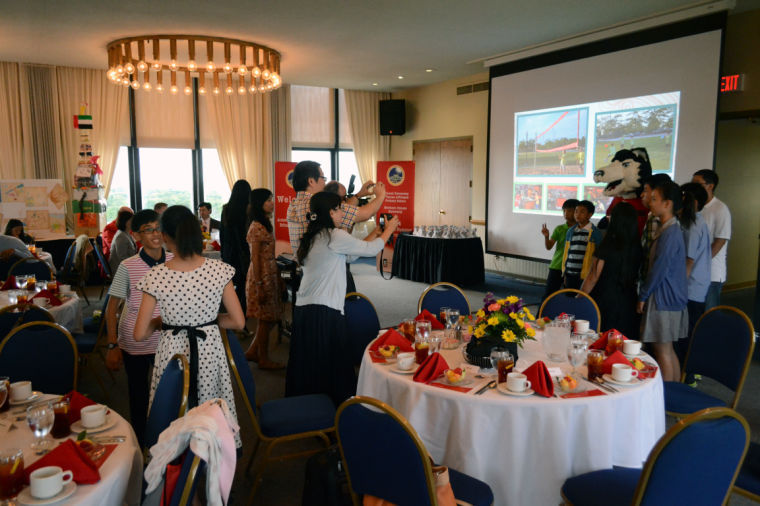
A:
106;35;281;95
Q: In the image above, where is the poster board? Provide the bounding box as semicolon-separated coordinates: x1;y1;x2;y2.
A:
274;161;297;255
0;179;68;239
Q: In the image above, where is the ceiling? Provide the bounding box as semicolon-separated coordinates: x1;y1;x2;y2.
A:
1;0;758;91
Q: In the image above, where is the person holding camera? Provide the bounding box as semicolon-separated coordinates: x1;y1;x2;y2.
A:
286;192;400;406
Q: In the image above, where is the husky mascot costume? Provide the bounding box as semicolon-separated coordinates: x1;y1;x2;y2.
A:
593;147;652;235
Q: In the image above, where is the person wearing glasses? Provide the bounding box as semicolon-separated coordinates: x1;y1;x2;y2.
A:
104;209;173;447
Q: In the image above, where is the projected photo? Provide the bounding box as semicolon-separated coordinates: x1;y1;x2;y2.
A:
582;184;614;216
514;183;543;211
594;104;677;173
515;108;588;177
546;185;579;212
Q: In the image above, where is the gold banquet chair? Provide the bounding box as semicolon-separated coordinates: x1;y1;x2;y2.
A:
538;288;601;332
417;282;471;316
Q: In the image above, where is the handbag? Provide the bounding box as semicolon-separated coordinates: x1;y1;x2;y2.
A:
362;460;471;506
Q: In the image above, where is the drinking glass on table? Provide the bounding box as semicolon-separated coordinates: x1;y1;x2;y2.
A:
27;403;54;454
50;399;70;439
0;378;8;413
438;307;450;326
0;448;24;502
442;309;460;349
567;338;588;377
401;319;416;343
15;276;27;290
543;320;570;362
490;347;514;384
414;321;431;364
587;349;605;382
27;275;37;292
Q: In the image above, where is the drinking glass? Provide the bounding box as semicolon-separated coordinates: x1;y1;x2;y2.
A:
543;320;570;362
414;321;432;364
50;399;71;439
442;309;461;349
587;349;605;381
401;319;416;343
490;347;514;384
438;307;450;326
606;333;625;355
0;377;8;413
26;404;54;454
429;330;443;354
0;448;24;501
15;276;27;290
567;339;588;376
27;276;37;292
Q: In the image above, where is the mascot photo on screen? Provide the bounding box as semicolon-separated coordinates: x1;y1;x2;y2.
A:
593;147;652;234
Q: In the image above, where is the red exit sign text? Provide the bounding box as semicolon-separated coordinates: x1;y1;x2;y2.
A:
720;74;744;93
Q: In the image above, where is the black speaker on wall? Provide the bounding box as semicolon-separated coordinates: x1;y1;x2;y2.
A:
379;99;405;136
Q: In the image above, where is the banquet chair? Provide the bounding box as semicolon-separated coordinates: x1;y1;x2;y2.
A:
664;306;755;418
417;282;471;316
166;449;206;506
0;302;55;337
73;294;111;400
344;292;381;366
561;407;749;506
733;442;760;501
8;257;54;281
144;354;190;453
220;329;334;502
0;321;78;394
92;237;112;300
336;396;494;506
538;288;601;332
56;241;78;284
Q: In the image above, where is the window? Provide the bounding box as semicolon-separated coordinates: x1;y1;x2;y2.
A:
139;148;194;211
106;147;130;222
201;149;231;221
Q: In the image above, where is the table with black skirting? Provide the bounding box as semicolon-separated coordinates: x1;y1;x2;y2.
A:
390;233;485;287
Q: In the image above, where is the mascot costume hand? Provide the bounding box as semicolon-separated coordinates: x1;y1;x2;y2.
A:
593;147;652;234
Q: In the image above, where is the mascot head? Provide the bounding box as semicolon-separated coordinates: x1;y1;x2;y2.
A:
593;147;652;198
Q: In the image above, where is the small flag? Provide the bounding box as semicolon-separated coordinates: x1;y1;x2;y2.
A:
73;115;93;129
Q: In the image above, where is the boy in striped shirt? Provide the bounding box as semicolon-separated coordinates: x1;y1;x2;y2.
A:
561;200;602;290
105;209;172;446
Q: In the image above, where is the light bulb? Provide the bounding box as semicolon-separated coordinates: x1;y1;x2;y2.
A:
213;87;220;95
225;86;233;94
137;61;148;72
266;83;273;90
223;62;232;73
252;66;261;77
170;84;178;94
143;82;152;91
249;84;257;93
116;65;124;75
169;60;178;71
124;62;135;74
238;65;247;75
156;83;164;92
198;86;206;95
184;86;192;95
151;62;161;70
130;80;140;90
259;84;266;92
206;61;216;71
274;81;282;89
238;86;246;95
107;70;116;80
187;60;197;71
262;68;270;80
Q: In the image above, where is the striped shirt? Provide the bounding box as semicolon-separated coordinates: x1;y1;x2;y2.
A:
565;224;592;275
286;190;359;254
108;249;173;355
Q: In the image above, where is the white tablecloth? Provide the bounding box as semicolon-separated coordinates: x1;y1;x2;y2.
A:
48;294;84;334
202;250;221;260
357;337;666;506
0;395;143;506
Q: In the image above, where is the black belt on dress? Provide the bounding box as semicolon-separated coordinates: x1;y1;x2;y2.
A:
162;319;218;408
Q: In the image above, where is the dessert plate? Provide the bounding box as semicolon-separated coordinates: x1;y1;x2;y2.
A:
602;373;641;387
17;481;76;505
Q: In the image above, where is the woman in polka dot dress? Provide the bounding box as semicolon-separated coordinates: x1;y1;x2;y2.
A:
134;205;246;444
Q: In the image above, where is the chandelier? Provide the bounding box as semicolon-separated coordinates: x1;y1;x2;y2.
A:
106;35;281;95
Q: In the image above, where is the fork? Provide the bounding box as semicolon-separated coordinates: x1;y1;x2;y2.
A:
594;377;618;393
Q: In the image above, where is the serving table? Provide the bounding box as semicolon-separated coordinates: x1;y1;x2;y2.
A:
390;233;485;287
358;337;665;506
0;394;143;505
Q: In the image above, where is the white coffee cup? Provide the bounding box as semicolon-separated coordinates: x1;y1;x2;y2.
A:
59;284;72;294
397;352;416;371
612;363;639;383
10;381;32;401
506;372;532;393
80;404;107;428
574;319;590;333
30;466;73;499
623;340;642;356
33;298;48;307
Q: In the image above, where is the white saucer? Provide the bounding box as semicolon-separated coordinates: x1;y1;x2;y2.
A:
10;391;43;406
71;414;117;434
18;481;76;505
623;351;646;359
496;384;535;396
389;365;418;375
603;373;640;387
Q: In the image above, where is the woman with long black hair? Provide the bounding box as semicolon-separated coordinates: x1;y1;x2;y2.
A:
221;179;252;310
286;192;399;405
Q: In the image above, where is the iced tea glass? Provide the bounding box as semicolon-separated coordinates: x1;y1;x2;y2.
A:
439;307;450;326
50;399;70;439
47;280;58;295
490;348;514;384
606;333;625;355
0;448;24;501
587;349;605;381
414;321;431;364
26;275;36;292
401;319;416;343
0;377;8;413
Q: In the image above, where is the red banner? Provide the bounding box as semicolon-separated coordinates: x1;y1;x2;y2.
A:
376;161;415;244
274;161;297;244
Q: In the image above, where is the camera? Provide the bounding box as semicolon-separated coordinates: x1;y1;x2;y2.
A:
378;213;393;230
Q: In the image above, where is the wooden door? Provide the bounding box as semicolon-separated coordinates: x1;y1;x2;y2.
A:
413;138;472;226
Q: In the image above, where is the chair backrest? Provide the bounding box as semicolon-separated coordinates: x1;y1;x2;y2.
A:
61;242;77;276
344;292;381;366
1;253;23;280
538;288;601;332
8;257;54;281
633;407;749;505
0;321;78;394
168;449;205;506
144;354;190;451
221;329;261;435
682;306;755;407
336;396;437;506
92;237;111;279
0;303;55;337
417;282;470;316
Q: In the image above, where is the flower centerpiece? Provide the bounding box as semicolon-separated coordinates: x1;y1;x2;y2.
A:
464;293;537;367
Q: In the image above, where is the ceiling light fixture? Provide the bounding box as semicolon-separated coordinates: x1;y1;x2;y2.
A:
425;68;435;73
397;75;404;80
106;35;282;95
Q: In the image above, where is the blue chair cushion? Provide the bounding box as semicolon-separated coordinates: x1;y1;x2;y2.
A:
259;394;336;437
735;442;760;495
561;466;641;506
73;333;98;354
449;467;494;506
82;316;99;334
664;381;727;414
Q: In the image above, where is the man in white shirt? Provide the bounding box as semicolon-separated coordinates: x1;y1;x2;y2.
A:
692;169;731;310
198;202;221;233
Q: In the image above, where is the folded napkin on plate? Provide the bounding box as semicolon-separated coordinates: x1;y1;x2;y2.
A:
369;329;414;353
211;240;221;251
602;350;632;375
0;276;16;291
589;328;627;350
32;289;63;306
24;439;100;485
415;309;444;330
522;360;554;397
413;353;449;383
64;390;96;423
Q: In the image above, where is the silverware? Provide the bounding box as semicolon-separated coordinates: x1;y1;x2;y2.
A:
474;380;496;395
91;436;126;444
584;376;613;393
593;377;618;393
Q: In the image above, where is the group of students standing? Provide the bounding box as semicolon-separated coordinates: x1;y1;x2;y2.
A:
542;169;731;382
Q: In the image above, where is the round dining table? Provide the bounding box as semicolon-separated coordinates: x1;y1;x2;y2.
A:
358;336;666;506
0;394;143;506
0;291;84;334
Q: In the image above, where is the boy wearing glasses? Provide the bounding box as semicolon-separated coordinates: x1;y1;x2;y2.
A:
105;209;172;446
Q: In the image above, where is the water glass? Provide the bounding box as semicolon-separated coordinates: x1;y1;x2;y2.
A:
567;339;588;376
415;320;431;343
15;276;28;290
446;309;460;329
543;320;570;362
27;404;54;454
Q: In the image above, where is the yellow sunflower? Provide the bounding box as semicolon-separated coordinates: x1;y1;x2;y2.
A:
526;326;536;337
501;329;516;342
476;309;486;318
487;316;499;326
474;325;486;338
506;295;519;304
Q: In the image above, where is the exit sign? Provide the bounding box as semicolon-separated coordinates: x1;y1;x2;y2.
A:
720;74;744;93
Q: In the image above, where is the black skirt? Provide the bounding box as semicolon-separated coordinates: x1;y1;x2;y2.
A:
285;304;357;406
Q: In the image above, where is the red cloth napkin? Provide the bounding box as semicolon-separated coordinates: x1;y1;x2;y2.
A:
211;240;221;251
1;276;16;290
415;309;444;330
521;360;554;397
63;391;96;423
413;353;449;383
589;328;627;350
561;389;607;399
369;329;414;353
24;440;101;485
602;350;633;375
32;289;63;307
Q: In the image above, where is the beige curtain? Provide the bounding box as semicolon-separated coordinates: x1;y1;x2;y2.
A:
270;84;291;164
345;90;390;183
0;62;34;178
206;84;273;189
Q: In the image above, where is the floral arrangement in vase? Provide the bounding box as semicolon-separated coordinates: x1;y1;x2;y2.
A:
464;293;536;366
